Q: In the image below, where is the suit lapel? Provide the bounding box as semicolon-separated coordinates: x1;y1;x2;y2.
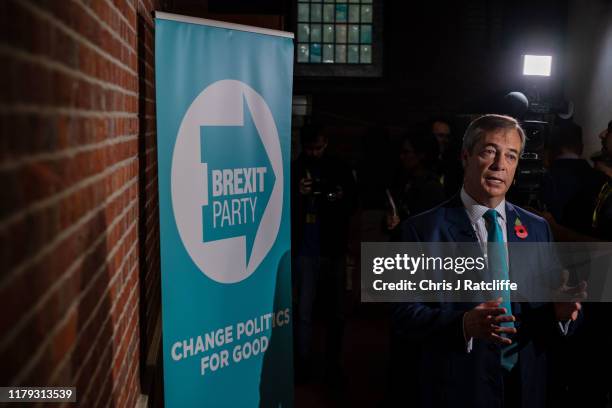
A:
445;195;478;243
505;202;520;244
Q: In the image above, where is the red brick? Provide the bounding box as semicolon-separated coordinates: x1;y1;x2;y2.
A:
50;310;78;363
0;0;161;403
0;189;138;342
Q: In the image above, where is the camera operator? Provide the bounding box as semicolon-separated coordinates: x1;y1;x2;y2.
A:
537;121;612;408
291;124;356;386
539;121;612;243
541;121;605;234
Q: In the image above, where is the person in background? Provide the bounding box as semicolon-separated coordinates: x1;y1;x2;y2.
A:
541;121;605;234
385;131;446;404
386;133;445;234
430;117;464;198
432;118;452;156
291;124;356;386
549;121;612;408
541;120;612;242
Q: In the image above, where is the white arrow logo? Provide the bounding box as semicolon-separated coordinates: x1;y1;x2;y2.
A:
171;80;283;283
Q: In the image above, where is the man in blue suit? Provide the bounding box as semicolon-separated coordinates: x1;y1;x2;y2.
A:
392;114;582;408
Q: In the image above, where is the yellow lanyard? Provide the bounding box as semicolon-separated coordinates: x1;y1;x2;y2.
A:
592;181;612;228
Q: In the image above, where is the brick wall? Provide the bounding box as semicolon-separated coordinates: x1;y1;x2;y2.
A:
0;0;161;406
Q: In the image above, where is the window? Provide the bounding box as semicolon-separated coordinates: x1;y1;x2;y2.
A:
295;0;381;77
297;0;373;64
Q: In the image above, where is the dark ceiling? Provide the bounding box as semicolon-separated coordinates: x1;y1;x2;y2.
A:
164;0;570;125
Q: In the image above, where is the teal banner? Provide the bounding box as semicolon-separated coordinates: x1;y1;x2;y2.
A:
154;13;294;407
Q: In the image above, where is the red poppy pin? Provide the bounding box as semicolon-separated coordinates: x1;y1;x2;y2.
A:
514;218;528;239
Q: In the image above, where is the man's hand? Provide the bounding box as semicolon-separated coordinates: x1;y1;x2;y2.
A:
554;270;587;321
463;298;516;345
554;302;582;321
299;177;312;195
386;214;400;230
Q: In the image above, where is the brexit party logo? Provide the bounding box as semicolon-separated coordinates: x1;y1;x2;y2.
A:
171;80;283;284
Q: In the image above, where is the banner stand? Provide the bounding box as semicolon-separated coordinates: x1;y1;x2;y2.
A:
154;13;294;407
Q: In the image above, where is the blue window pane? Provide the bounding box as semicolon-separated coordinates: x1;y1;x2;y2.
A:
348;24;359;43
310;43;322;62
298;3;309;22
323;4;334;22
310;24;321;42
297;23;310;42
360;45;371;63
348;5;359;23
360;5;372;23
348;45;359;63
336;4;348;22
323;44;334;63
297;43;309;63
336;24;347;43
310;4;322;22
335;45;347;63
360;24;372;43
323;24;334;43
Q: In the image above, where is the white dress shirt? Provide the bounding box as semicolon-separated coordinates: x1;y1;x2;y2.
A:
460;187;507;259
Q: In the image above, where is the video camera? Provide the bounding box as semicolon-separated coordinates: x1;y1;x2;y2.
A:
499;91;555;210
310;176;343;202
508;120;550;209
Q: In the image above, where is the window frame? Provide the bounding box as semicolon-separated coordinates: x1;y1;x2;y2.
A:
294;0;383;77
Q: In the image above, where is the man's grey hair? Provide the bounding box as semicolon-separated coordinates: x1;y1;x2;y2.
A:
462;114;526;155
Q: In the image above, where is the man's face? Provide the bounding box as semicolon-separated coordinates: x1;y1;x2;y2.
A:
303;136;327;160
432;121;451;153
462;129;522;205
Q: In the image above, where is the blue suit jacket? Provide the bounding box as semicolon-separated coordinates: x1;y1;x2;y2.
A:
392;194;565;408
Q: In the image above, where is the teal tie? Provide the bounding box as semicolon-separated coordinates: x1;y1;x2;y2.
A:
483;209;517;372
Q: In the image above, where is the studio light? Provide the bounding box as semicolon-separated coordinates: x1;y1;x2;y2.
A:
523;55;552;76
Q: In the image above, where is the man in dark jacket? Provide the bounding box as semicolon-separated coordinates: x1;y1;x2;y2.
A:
393;114;582;408
542;122;606;234
292;125;355;383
